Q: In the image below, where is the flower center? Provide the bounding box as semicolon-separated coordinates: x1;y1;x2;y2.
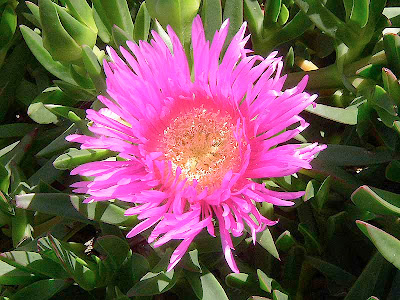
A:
161;106;240;188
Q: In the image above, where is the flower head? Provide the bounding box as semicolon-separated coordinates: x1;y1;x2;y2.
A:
67;16;326;273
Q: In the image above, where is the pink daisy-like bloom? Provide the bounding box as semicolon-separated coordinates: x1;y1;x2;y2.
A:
67;16;326;273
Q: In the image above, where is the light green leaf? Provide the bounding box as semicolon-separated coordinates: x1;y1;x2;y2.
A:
53;148;116;170
20;26;75;83
351;185;400;217
257;227;279;260
0;260;38;285
305;103;358;125
133;2;150;42
39;0;82;62
273;290;288;300
185;267;229;300
28;102;58;125
348;0;370;28
257;269;282;293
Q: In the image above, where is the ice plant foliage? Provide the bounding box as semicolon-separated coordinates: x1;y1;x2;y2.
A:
67;16;326;273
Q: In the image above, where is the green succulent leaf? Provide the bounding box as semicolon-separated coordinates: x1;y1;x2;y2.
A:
357;221;400;270
64;0;97;32
0;5;17;48
276;230;296;252
38;235;97;291
351;185;400;217
185;267;229;300
82;45;106;93
273;290;288;300
0;260;39;285
385;160;400;183
146;0;200;44
264;0;282;25
54;3;97;48
39;0;83;62
53;148;116;170
0;251;68;279
298;223;321;254
344;0;370;28
201;0;223;41
127;268;181;296
20;25;75;83
382;68;400;107
256;227;280;260
225;272;259;291
294;0;356;47
25;2;41;27
383;33;400;77
10;279;69;300
92;0;133;38
257;269;282;293
223;0;243;46
305;103;358;125
94;235;130;272
133;2;151;42
305;256;356;287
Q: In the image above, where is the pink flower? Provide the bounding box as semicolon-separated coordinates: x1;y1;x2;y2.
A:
67;16;326;273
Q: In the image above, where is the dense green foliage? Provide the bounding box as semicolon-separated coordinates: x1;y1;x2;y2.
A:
0;0;400;299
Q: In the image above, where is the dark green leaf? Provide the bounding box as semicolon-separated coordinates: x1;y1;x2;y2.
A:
386;160;400;183
298;223;321;254
305;256;356;287
315;176;331;211
0;260;38;285
127;268;181;297
383;34;400;77
201;0;223;41
94;235;130;272
70;196;138;227
314;145;392;167
264;0;282;25
10;278;69;300
276;231;296;252
223;0;243;47
344;251;391;299
15;193;90;222
38;235;97;291
0;5;17;48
